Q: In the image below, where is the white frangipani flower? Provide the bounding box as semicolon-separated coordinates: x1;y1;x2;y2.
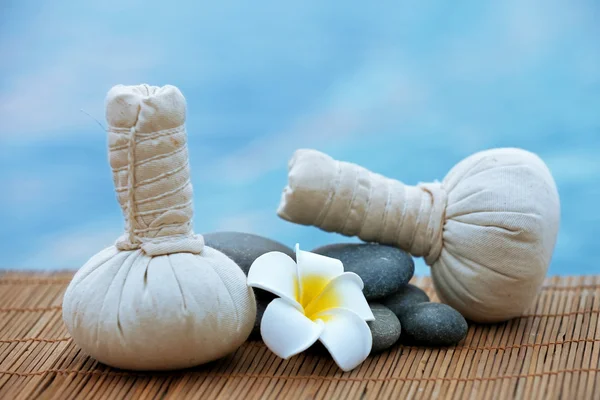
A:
247;244;375;372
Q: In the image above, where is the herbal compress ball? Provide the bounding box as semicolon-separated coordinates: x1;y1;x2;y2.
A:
62;84;256;370
277;148;560;323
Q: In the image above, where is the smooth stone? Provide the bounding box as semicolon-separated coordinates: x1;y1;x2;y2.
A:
381;284;430;318
306;341;329;356
368;303;402;353
398;303;468;346
250;299;269;339
203;231;295;299
203;231;295;275
312;243;414;300
306;304;401;356
259;303;401;356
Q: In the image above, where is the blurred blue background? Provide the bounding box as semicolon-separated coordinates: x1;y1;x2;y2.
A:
0;0;598;275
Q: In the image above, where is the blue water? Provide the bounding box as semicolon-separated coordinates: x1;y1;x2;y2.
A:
0;1;599;275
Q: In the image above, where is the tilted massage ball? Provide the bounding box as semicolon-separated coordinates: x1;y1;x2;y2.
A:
277;148;560;323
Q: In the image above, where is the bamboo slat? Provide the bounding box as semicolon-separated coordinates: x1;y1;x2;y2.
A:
0;272;598;400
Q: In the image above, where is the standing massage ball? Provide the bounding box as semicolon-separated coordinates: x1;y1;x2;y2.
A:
62;84;256;370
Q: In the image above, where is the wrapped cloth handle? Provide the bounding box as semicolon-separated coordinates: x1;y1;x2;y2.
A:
277;149;447;265
106;84;204;256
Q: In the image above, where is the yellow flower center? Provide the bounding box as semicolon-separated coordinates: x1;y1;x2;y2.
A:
299;274;340;321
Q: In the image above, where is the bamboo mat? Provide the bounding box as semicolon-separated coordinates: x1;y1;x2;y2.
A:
0;273;598;400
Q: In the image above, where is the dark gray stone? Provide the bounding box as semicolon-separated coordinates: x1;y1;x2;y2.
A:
312;243;414;300
250;299;269;339
306;304;402;356
203;231;295;299
368;303;402;353
306;341;329;356
203;231;295;275
381;284;430;318
254;303;401;355
398;303;468;346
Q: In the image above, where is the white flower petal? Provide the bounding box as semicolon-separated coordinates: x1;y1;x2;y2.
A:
247;251;301;307
304;272;375;321
295;243;344;307
314;308;373;372
260;298;324;359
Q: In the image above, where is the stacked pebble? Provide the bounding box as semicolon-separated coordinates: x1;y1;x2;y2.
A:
203;232;469;353
202;231;291;338
313;243;468;351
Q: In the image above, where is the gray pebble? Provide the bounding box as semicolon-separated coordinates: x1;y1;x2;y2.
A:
256;303;402;355
312;243;414;300
398;303;468;346
203;231;295;274
250;299;269;339
381;284;430;318
368;303;402;353
203;231;295;299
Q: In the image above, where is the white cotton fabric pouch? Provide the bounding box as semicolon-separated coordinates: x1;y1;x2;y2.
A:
62;84;256;371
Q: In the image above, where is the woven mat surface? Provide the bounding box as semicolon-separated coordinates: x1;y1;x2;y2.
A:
0;272;598;400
